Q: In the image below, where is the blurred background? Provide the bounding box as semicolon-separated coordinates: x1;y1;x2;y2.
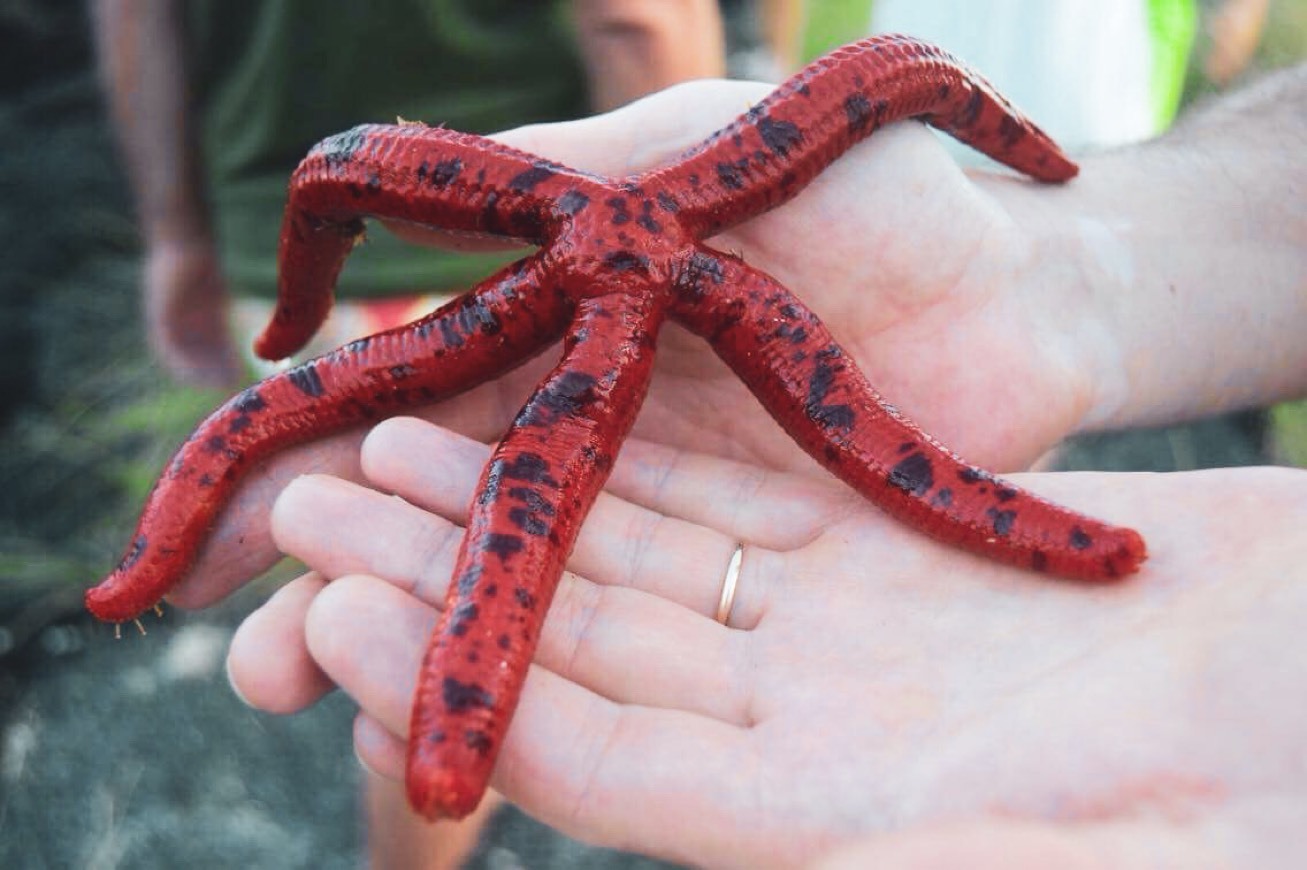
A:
1;1;1303;868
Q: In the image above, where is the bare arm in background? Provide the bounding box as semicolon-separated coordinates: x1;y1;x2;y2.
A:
92;0;727;389
92;0;240;388
571;0;725;110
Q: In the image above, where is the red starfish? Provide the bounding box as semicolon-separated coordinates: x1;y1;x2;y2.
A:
87;35;1146;819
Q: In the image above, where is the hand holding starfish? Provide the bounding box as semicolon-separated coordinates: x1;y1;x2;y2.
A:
90;37;1152;819
230;417;1307;868
92;44;1307;823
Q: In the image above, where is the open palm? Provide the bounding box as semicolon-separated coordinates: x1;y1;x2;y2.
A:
229;417;1307;868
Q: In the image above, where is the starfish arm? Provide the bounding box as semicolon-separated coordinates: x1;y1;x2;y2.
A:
644;34;1077;238
406;289;666;820
85;255;572;622
257;123;599;360
672;248;1145;580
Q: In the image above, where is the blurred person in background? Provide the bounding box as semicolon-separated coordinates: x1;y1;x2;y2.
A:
93;0;725;389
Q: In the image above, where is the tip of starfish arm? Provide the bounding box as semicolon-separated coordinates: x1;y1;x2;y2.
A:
1111;528;1149;577
84;576;153;623
251;331;292;363
406;765;485;821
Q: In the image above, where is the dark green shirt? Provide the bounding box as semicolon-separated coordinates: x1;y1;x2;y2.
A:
185;0;587;297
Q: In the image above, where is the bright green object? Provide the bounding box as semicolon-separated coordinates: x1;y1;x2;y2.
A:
1146;0;1199;128
800;0;874;63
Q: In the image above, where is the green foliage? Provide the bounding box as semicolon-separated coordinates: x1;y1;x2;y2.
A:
1271;400;1307;467
96;381;228;502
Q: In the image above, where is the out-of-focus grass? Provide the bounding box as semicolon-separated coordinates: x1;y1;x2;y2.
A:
1272;400;1307;467
96;381;231;503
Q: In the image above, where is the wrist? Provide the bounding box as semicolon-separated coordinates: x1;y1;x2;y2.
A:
983;175;1136;437
986;64;1307;434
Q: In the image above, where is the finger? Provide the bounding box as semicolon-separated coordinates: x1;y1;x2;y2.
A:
500;674;761;870
366;416;851;553
354;712;406;781
297;532;753;723
358;416;777;622
227;571;335;714
270;473;462;604
495;80;773;177
604;436;857;550
164;433;365;611
153;369;549;612
305;574;772;869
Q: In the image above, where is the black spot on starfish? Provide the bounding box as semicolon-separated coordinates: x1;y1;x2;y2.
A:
464;729;494;756
557;189;590;216
889;452;934;497
844;93;874;135
427;157;463;187
986;507;1016;537
447;601;479;636
117;535;148;572
442;677;494;713
482;533;524;563
287;363;325;398
501;452;559;487
716;159;749;190
507;163;557;192
603;251;651;273
311;124;370;168
757;116;804;157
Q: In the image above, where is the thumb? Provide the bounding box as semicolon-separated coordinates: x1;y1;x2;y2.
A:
495;78;773;177
382;79;773;252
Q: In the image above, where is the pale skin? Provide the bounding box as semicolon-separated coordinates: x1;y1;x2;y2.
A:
172;66;1301;867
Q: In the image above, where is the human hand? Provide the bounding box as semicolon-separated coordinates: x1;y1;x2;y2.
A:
228;415;1307;868
418;69;1307;467
144;238;243;388
480;80;1112;473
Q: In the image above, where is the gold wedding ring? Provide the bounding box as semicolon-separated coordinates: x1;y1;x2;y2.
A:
715;544;745;626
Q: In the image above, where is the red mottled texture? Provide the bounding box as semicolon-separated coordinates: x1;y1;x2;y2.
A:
86;35;1145;819
671;251;1145;579
407;292;662;816
86;256;570;621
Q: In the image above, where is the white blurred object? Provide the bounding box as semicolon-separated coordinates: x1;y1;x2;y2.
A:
869;0;1175;159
